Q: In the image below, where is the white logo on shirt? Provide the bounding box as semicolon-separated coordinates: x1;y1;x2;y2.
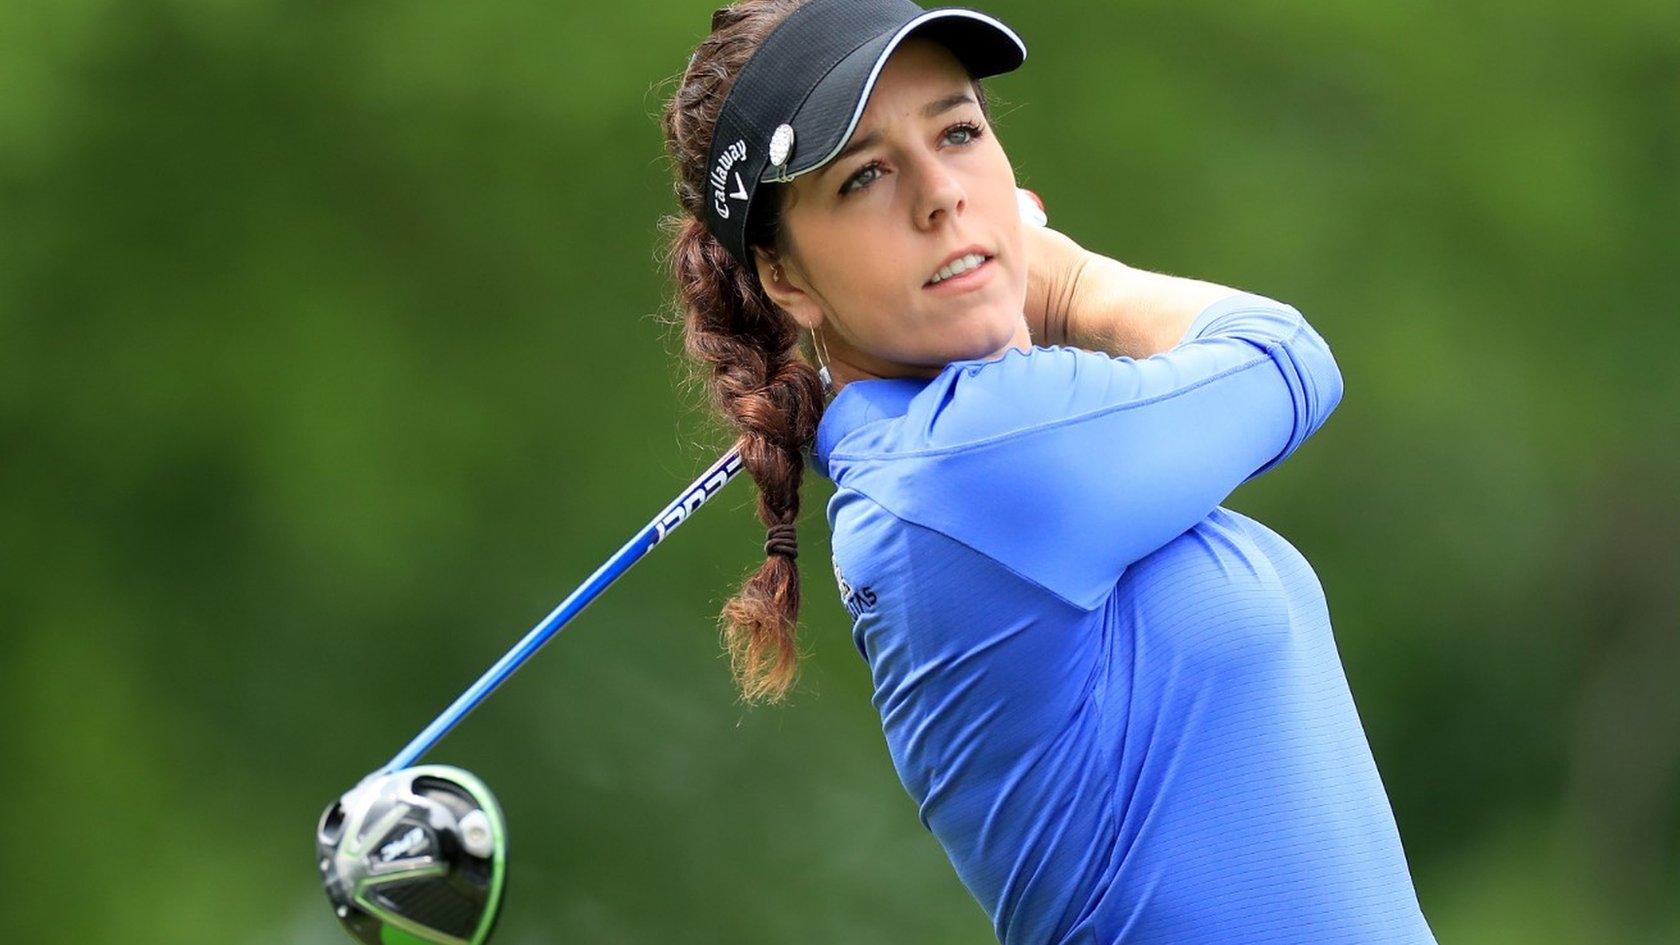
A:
832;553;877;618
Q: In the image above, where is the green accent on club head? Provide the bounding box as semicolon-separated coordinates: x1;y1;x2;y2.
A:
353;861;448;889
381;927;439;945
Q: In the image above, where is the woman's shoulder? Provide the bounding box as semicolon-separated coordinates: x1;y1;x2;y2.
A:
816;343;1133;477
905;343;1134;452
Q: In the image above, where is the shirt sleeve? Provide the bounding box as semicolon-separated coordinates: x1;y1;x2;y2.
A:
825;291;1344;611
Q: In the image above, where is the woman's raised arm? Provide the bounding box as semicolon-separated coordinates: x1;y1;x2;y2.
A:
826;291;1345;611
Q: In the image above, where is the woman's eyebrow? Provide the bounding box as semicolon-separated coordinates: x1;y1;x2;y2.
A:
826;91;979;172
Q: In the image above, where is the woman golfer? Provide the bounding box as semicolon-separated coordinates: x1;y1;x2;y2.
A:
659;2;1436;943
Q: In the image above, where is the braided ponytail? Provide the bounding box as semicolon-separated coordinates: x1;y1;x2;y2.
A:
656;0;825;704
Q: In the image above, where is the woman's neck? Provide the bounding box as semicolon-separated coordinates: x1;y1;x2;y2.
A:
823;319;1032;396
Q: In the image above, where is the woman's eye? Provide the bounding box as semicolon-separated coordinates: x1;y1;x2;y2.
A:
840;120;987;196
843;161;884;195
945;121;983;146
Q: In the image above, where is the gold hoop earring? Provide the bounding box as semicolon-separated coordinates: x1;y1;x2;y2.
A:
812;325;834;395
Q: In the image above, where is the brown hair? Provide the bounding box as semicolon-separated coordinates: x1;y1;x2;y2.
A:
655;1;993;704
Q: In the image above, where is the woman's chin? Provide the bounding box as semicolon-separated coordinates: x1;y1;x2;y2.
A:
947;317;1027;363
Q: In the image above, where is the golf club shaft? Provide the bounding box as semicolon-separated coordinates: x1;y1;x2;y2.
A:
382;442;748;773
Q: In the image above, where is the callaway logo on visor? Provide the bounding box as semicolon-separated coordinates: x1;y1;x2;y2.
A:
709;139;751;220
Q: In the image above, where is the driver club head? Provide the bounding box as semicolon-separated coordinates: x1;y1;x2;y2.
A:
317;765;507;945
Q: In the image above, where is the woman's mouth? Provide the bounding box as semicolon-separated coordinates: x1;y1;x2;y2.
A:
924;254;996;294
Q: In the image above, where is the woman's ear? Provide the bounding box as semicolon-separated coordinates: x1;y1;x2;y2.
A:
752;247;824;332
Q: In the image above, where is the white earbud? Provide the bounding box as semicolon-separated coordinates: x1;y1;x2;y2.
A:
1017;187;1048;228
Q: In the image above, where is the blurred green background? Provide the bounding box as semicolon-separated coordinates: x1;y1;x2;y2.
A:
2;0;1676;941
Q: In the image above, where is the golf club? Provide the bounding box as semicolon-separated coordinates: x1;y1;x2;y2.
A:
317;444;746;945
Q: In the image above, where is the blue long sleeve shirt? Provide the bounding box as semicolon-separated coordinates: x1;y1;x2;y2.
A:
810;292;1437;945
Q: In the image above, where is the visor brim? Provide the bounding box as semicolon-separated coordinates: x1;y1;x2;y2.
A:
762;8;1027;184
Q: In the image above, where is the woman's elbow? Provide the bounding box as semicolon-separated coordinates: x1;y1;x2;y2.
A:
1297;314;1345;434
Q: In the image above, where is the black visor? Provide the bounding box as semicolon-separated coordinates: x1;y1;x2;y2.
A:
702;0;1027;272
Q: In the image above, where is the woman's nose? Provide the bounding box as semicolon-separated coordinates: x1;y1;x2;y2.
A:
910;155;966;228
